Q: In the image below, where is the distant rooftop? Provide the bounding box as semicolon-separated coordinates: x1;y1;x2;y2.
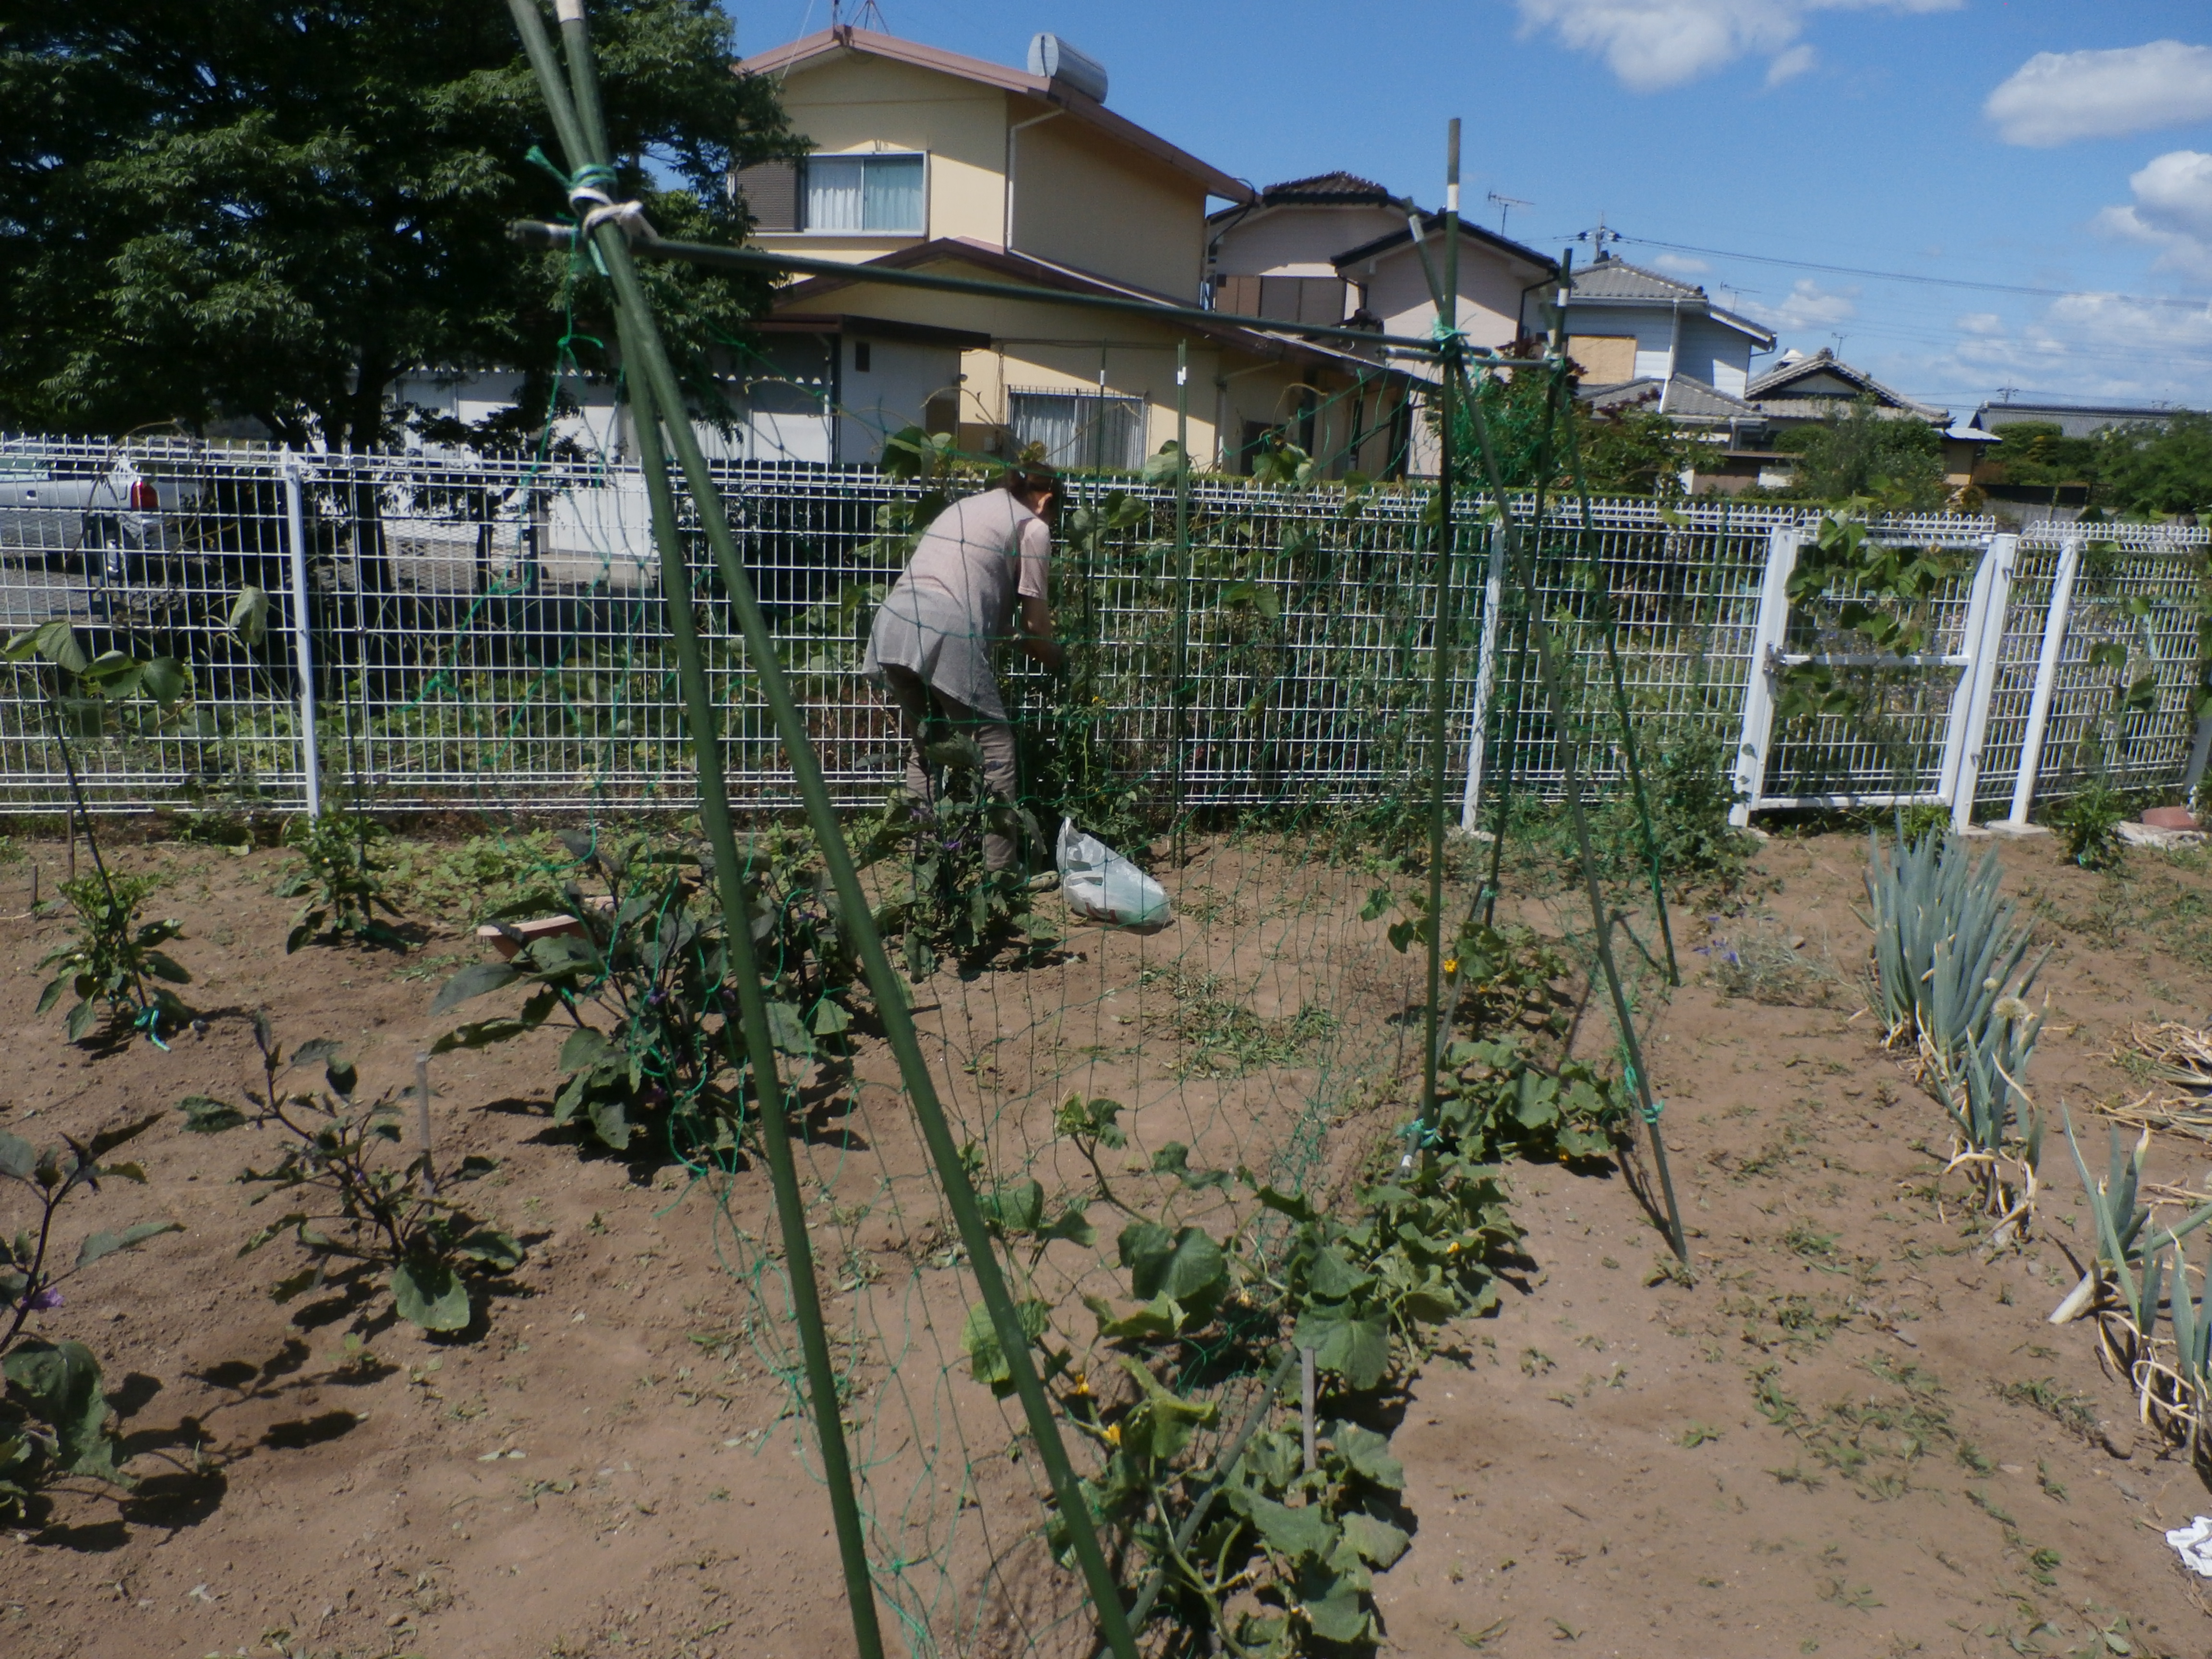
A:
1970;399;2196;439
1565;253;1774;347
1747;348;1945;424
1254;172;1396;207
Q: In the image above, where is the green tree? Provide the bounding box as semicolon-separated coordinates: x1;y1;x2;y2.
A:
1978;420;2101;498
2095;413;2212;517
1441;370;1703;499
1776;395;1947;509
0;0;795;446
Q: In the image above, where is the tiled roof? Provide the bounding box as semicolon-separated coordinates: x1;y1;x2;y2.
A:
1257;172;1396;206
770;238;1418;377
1970;400;2193;438
1562;254;1774;346
1746;349;1943;422
1568;255;1707;301
1579;374;1757;425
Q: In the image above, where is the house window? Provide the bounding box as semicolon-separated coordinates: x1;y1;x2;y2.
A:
733;160;799;231
803;153;925;234
1008;389;1146;472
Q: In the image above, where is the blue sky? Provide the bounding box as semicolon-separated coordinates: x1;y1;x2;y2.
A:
737;0;2212;420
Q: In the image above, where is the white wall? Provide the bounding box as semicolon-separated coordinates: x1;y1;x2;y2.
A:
1356;237;1538;350
833;337;962;463
1212;203;1406;277
1680;315;1757;395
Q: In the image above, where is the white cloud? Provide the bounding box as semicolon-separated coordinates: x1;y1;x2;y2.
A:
1742;277;1859;331
1920;290;2212;407
1649;252;1711;274
1764;43;1816;86
1513;0;1959;94
1984;41;2212;147
2028;292;2212;374
2094;150;2212;282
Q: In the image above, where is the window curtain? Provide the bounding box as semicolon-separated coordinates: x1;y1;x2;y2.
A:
804;155;922;232
1009;392;1145;471
804;156;865;231
1009;393;1082;466
862;156;924;233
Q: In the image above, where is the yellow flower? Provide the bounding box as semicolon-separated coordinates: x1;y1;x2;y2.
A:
1104;1422;1122;1446
1443;957;1459;975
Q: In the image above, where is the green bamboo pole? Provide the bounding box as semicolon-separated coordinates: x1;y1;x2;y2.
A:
1450;356;1690;1263
508;7;1142;1651
1546;257;1679;986
503;6;887;1654
1419;120;1463;1137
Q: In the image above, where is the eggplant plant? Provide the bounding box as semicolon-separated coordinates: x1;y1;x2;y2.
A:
180;1017;522;1334
2;1112;180;1517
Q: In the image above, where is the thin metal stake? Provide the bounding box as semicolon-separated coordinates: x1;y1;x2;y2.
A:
1172;338;1191;863
1454;361;1691;1263
1418;118;1463;1142
1300;1347;1318;1472
415;1052;435;1195
280;446;324;818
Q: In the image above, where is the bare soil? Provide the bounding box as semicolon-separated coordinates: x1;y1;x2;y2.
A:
4;825;2212;1659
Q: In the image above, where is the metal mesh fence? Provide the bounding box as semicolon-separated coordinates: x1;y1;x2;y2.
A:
0;433;2203;818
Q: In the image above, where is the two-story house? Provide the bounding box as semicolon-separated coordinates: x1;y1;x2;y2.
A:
1562;253;1776;400
1205;174;1558;353
730;27;1420;475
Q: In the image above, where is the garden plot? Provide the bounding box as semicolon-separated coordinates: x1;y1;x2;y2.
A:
4;825;2212;1659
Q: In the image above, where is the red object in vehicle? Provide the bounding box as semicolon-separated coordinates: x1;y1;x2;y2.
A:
126;477;158;512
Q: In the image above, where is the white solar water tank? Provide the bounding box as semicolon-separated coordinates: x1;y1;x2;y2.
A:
1027;34;1108;104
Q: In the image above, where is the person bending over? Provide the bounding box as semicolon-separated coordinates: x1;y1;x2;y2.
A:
864;462;1064;871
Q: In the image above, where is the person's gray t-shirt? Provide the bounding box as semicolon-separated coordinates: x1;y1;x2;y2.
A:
865;488;1050;719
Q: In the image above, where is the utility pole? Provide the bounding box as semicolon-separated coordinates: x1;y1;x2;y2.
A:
1573;213;1623;258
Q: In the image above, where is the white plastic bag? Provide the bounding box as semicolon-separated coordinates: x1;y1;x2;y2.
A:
1057;818;1173;933
2167;1515;2212;1577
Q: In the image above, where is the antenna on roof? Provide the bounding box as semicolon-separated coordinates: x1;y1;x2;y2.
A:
1486;190;1533;238
830;0;889;29
1571;213;1623;256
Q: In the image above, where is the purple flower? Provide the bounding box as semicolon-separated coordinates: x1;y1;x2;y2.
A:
24;1287;62;1312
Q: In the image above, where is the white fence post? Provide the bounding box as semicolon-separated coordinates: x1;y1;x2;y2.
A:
280;447;323;818
2184;716;2212;806
1729;523;1802;827
1458;522;1507;832
1945;533;2019;832
2003;535;2081;828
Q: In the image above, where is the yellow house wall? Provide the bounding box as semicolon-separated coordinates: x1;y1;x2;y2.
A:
1008;115;1210;301
752;54;1007;258
782;267;1239;460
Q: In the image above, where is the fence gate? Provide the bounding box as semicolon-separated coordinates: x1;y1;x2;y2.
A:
1729;528;2020;829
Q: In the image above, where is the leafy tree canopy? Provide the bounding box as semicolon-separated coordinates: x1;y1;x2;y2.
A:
1976;413;2212;517
1443;369;1704;500
0;0;795;447
1773;396;1947;511
2091;413;2212;517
